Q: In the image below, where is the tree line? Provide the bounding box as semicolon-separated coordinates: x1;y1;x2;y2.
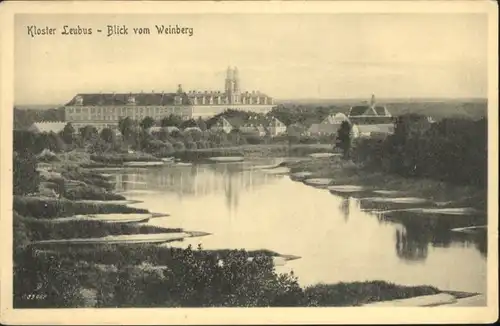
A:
336;114;487;188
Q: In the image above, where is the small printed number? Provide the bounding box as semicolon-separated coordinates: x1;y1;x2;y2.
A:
23;293;48;300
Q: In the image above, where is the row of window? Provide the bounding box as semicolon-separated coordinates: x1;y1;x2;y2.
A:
67;114;169;121
66;107;186;114
190;97;271;105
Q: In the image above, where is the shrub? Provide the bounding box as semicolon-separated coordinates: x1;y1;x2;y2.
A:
196;141;206;149
64;184;125;201
24;245;305;308
13;152;40;196
185;141;197;150
173;141;185;151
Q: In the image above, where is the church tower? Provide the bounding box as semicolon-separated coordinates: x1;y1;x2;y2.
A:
225;66;234;104
233;67;241;104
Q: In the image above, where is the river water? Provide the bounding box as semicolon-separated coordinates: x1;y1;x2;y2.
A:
111;159;487;294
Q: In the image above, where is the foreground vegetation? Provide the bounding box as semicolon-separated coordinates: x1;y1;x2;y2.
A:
14;243;442;308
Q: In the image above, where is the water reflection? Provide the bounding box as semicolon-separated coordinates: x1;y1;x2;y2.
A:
395;227;429;262
360;202;488;262
339;197;352;222
114;162;284;211
110;160;487;293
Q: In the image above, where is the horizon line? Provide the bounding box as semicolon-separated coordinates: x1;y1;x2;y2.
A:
14;96;488;107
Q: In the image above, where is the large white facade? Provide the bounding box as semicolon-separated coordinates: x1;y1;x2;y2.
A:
64;67;276;130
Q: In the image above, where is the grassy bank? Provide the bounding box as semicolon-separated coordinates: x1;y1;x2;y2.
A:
175;143;333;161
59;144;333;167
18;216;182;241
287;157;487;212
304;281;440;306
14;196;149;219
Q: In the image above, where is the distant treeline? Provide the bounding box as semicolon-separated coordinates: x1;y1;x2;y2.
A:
14;107;65;129
13;100;486;131
352;114;487;188
276;99;487;122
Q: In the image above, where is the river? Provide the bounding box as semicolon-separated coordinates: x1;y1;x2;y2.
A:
110;158;487;294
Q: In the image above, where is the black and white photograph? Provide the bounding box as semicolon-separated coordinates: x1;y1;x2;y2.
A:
1;1;497;324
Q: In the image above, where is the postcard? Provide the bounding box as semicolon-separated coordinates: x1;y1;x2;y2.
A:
0;1;498;325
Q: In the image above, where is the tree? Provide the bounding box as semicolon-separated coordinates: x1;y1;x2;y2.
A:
336;121;352;159
100;128;115;143
13;151;40;195
60;123;75;145
47;132;66;152
79;125;99;143
13;130;38;154
196;118;207;131
118;117;134;141
180;119;198;129
228;128;242;145
160;114;183;128
286;125;301;150
140;116;155;130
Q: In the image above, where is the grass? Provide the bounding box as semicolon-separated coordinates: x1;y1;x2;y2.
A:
13;196;149;219
63;184;126;201
26;243;282;267
176;143;333;161
304;281;441;306
20;217;183;241
90;152;161;164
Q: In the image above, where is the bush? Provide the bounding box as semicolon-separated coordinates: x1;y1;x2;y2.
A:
154;142;175;157
24;245;305;308
245;135;263;145
61;169;114;191
13;212;31;256
185;141;197;150
173;141;185;151
64;184;125;201
14;249;86;308
13;152;40;196
196;141;206;149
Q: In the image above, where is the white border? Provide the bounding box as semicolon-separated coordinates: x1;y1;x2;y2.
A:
1;1;498;325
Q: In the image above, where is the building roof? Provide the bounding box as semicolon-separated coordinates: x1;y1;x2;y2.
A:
65;92;191;106
348;104;391;117
28;121;67;134
186;90;271;98
223;116;247;129
374;106;391;116
184;127;203;133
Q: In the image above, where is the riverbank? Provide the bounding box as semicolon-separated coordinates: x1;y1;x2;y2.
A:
52;145;333;168
13;147;482;308
174;144;332;162
286;156;487;212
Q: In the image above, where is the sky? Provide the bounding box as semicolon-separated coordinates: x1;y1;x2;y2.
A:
15;13;488;105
